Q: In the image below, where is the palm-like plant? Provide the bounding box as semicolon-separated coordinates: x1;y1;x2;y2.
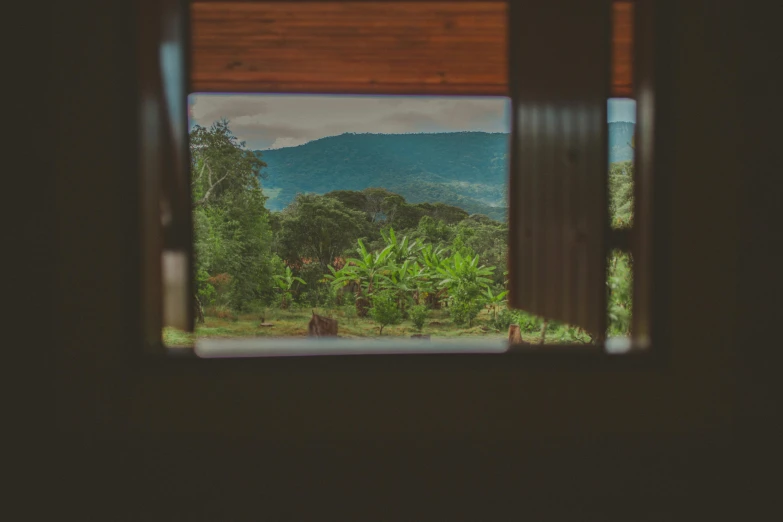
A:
483;287;509;323
418;244;450;307
436;251;496;296
328;239;395;296
383;259;426;312
420;243;448;272
382;227;424;265
273;266;306;309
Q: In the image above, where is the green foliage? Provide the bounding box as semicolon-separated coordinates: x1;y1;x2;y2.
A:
436;251;495;296
608;251;633;336
409;305;429;332
295;262;335;307
185;119;636;342
196;268;216;305
276;193;370;268
488;308;515;332
449;288;485;327
414;215;453;244
273;266;307;291
454;215;508;285
512;311;544;333
369;291;403;335
191;120;276;311
381;227;424;265
438;251;495;328
550;324;591;344
273;266;306;309
607;156;634;337
328;238;394;295
609;161;634;229
484;287;509;330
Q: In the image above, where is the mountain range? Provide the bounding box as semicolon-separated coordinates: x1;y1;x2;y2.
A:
256;122;634;220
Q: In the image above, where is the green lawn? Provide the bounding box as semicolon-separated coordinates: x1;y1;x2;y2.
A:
163;307;546;347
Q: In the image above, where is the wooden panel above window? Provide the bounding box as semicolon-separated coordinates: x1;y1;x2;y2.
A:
191;0;634;97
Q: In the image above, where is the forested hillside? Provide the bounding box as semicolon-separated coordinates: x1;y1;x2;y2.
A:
257;131;509;220
256;123;634;220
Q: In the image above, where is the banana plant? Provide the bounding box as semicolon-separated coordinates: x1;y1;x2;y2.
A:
273;266;306;309
327;239;395;296
382;227;424;265
483;287;509;323
436;251;496;296
418;244;450;306
383;259;426;311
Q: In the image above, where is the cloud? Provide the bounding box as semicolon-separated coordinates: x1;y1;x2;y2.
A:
188;94;628;150
607;98;636;123
190;95;269;125
189;94;510;149
268;137;312;149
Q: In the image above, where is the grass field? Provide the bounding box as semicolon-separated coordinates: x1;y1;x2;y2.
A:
163;306;549;347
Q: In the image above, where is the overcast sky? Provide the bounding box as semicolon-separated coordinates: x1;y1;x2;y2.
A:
189;94;635;151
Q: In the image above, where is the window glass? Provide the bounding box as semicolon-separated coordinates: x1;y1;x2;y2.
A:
607;98;636;346
164;95;635;353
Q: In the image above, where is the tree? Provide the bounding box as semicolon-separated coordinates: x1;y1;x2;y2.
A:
276;194;370;268
191;119;267;208
415;202;469;225
369;291;402;335
409;304;429;332
362;187;398;222
191;120;275;312
414;215;453;245
453;216;507;285
323;190;371;221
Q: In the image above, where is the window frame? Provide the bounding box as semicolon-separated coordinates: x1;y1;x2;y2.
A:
141;0;666;368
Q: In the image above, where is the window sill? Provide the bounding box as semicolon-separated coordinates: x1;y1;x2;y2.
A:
155;337;655;369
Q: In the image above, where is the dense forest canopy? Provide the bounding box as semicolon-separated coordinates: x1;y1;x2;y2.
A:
185;120;634;341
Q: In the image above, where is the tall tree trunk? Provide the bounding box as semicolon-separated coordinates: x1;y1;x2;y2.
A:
194;294;205;324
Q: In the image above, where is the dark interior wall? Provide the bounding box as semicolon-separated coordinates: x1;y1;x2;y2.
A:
40;1;781;519
731;1;783;507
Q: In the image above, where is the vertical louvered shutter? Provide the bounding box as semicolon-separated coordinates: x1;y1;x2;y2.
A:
506;0;611;336
139;0;193;340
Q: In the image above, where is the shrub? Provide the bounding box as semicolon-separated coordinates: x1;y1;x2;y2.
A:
206;304;238;322
449;293;484;327
369;291;402;335
341;304;357;319
608;251;633;337
488;308;515;332
409;304;429;332
513;311;543;333
551;325;589;343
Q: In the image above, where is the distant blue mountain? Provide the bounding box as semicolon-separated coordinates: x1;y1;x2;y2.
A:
256;123;634;218
609;121;635;163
